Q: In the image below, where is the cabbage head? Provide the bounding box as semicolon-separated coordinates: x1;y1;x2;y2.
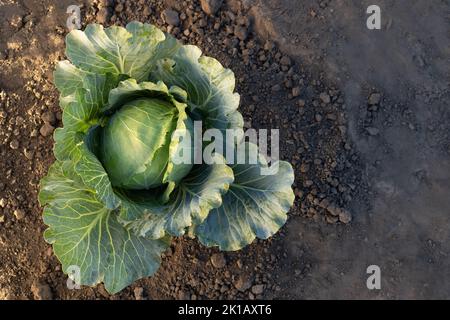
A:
39;22;295;294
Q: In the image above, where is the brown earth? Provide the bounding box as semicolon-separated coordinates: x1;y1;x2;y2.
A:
0;0;448;299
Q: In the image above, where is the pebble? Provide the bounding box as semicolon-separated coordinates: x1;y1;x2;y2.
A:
366;127;380;136
42;111;55;124
315;114;323;122
338;209;352;224
369;93;381;105
96;8;109;24
114;3;124;13
10;139;19;150
280;55;291;66
320;92;331;104
326;205;340;216
31;282;53;300
13;209;25;220
200;0;223;16
30;128;38;137
251;284;265;295
40;123;55;137
271;84;281;92
0;198;5;208
133;287;145;300
24;149;34;160
211;253;226;268
326;215;339;224
234;25;248;41
234;275;252;292
161;9;180;26
292;86;301;97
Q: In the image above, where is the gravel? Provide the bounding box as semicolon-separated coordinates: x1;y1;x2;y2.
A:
210;253;227;268
200;0;223;16
31;282;53;300
369;93;382;105
161;9;180;26
233;274;253;292
39;123;55;137
320;92;331;104
366;127;380;136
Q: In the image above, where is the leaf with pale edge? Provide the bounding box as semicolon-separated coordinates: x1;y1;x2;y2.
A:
39;162;169;294
194;143;295;251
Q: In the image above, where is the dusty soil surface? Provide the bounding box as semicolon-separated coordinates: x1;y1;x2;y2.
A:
0;0;448;299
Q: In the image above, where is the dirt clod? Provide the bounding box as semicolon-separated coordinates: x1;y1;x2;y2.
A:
200;0;223;16
133;287;145;300
210;253;227;268
13;209;25;220
251;284;264;295
31;281;52;300
319;92;330;104
39;123;55;137
368;93;381;105
365;127;380;136
161;9;180;26
234;275;252;292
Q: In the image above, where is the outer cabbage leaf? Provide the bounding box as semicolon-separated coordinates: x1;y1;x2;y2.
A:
53;87;120;209
194;143;295;251
150;45;244;133
118;154;234;238
39;161;169;294
65;22;178;81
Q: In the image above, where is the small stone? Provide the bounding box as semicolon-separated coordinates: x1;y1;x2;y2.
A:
42;111;56;124
0;215;4;223
114;3;123;13
271;84;281;92
326;205;340;216
200;0;223;16
339;209;352;224
0;198;5;207
96;8;109;24
366;127;379;136
251;284;264;295
40;123;55;137
24;149;34;160
298;99;306;107
315;114;322;122
300;163;310;173
234;25;248;41
280;55;291;66
211;253;226;268
178;290;190;300
13;209;25;220
292;86;301;97
234;275;252;292
369;93;381;105
326;215;339;224
10;139;19;150
31;282;53;300
319;198;330;208
161;9;180;26
319;92;331;104
133;287;144;300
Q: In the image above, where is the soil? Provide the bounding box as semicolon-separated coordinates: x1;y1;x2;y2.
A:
0;0;449;299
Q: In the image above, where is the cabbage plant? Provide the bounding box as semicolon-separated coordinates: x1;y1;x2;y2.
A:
39;22;294;293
